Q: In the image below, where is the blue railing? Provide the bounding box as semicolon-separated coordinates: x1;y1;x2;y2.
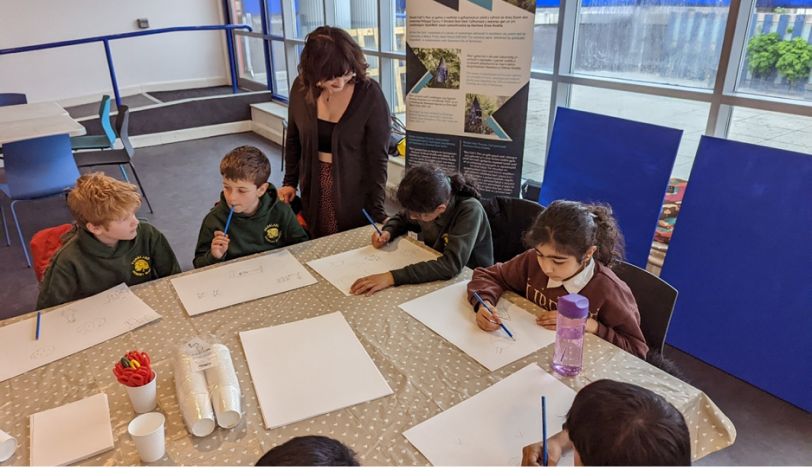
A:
0;25;253;107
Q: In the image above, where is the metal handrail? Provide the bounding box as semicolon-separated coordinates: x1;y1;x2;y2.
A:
0;25;253;107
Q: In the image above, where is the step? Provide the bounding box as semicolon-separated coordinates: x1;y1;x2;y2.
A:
251;102;288;145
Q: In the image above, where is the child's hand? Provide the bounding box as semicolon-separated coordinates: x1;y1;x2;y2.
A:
211;231;230;259
522;431;569;466
278;186;296;204
475;301;501;332
536;310;558;330
371;231;391;249
350;272;395;297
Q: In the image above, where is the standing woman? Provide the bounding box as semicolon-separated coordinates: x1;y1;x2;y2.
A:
279;26;391;238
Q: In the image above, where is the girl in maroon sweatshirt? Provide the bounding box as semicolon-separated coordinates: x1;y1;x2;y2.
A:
467;200;648;359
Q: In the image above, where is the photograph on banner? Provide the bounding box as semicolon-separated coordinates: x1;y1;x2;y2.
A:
413;48;461;89
405;0;534;197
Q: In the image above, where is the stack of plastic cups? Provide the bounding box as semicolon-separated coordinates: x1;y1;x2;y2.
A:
205;344;242;428
174;349;216;437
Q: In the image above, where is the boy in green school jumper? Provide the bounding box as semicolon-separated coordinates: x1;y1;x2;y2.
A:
37;173;181;310
193;146;308;268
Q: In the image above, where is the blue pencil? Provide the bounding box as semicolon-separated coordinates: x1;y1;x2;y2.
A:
36;312;41;340
542;396;548;466
223;205;235;235
362;208;388;244
473;292;515;340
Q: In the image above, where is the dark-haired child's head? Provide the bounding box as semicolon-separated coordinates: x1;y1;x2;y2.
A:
220;146;271;215
523;200;624;282
396;165;480;222
566;380;691;466
256;436;360;466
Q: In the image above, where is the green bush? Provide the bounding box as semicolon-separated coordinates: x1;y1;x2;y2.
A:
775;38;812;84
746;33;781;78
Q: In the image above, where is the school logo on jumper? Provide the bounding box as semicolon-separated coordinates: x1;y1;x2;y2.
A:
442;233;449;245
265;224;281;243
132;256;151;276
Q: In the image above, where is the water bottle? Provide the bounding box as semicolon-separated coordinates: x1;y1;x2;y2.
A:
552;294;589;377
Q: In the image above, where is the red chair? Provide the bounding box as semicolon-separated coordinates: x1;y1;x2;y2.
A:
30;224;73;282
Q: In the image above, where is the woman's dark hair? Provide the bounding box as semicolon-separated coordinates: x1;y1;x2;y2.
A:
256;436;360;466
566;380;691;466
298;26;369;104
523;200;624;267
396;164;480;214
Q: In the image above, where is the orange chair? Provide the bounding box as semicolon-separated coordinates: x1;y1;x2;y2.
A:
30;224;73;282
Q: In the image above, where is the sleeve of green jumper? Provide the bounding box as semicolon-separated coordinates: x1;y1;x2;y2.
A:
381;213;419;240
390;202;485;286
281;203;309;245
36;262;79;310
152;230;182;277
193;216;226;269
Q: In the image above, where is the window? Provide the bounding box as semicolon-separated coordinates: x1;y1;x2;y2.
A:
295;0;325;39
532;2;559;72
728;107;812;155
523;79;553;181
237;36;269;87
573;0;730;89
568;86;709;180
735;1;812;101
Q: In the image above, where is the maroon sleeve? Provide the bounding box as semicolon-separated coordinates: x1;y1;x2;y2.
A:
593;281;649;359
467;250;533;307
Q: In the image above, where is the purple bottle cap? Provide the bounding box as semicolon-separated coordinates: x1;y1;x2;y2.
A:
558;294;589;319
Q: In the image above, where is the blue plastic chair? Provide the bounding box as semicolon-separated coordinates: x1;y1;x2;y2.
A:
74;106;153;213
70;95;116;150
0;93;27;107
0;134;81;267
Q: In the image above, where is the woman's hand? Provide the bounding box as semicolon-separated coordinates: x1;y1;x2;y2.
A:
278;186;297;204
350;272;395;296
475;301;501;332
371;231;391;249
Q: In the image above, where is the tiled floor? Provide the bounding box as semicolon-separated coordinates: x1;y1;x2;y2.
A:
522;80;812;182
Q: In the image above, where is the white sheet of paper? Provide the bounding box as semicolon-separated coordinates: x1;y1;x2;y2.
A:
0;284;160;382
30;393;115;466
171;249;317;316
239;312;394;429
399;281;557;371
306;237;438;295
403;364;577;467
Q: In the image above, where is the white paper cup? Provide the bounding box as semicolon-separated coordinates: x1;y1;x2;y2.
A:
126;371;157;413
212;386;242;428
128;412;166;463
0;429;17;462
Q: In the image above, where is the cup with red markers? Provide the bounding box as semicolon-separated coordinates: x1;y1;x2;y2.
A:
113;351;157;413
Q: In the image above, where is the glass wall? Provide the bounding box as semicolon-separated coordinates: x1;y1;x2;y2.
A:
227;0;812;184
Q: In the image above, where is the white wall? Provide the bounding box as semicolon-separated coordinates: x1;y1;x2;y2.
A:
0;0;230;105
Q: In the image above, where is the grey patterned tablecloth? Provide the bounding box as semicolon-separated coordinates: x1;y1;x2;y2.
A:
0;226;735;466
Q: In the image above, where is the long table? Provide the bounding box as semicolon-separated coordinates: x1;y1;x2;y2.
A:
0;227;736;465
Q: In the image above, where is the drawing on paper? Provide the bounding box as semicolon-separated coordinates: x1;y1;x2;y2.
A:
76;318;106;334
103;288;131;305
124;315;151;328
495;302;512;321
196;289;221;300
509;456;522;466
277;272;302;284
491;332;521;354
230;266;263;278
31;346;56;359
329;260;345;267
365;255;381;262
61;308;77;323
